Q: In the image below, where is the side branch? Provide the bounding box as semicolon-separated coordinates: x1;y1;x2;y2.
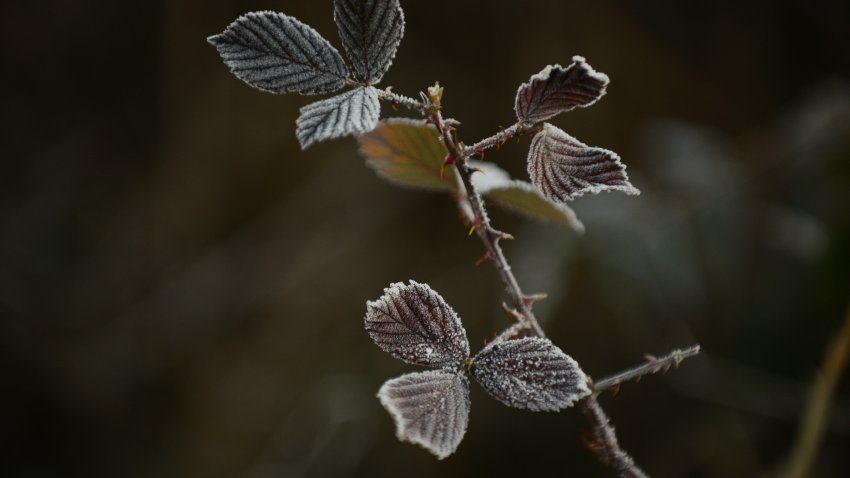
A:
375;88;426;112
593;345;702;394
461;123;521;159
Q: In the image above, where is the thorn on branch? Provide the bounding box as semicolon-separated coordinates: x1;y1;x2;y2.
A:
500;302;524;322
440;153;455;179
475;252;493;267
522;293;548;308
592;345;701;395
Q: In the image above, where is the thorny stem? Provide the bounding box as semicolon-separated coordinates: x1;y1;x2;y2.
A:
461;123;522;158
377;88;697;478
429;108;547;338
375;88;427;113
582;395;650;478
593;346;702;395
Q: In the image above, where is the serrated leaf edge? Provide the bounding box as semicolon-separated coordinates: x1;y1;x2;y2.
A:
377;370;470;459
514;55;610;124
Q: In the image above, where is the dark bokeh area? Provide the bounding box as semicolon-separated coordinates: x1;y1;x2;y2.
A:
2;0;850;476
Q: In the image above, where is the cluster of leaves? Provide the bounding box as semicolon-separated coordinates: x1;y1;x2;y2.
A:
208;0;404;148
366;281;590;458
515;59;640;201
208;1;639;211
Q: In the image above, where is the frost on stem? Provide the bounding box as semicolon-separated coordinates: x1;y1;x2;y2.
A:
365;281;469;368
378;370;470;459
471;337;591;411
528;123;640;202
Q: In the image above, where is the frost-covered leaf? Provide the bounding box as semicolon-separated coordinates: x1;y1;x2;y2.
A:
208;11;349;95
471;165;584;230
296;87;380;149
515;56;609;124
471;337;590;411
378;370;470;459
358;119;456;191
528;123;640;202
334;0;405;84
365;281;469;367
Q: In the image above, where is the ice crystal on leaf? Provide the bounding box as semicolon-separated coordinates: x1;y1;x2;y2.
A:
334;0;405;84
210;1;407;148
365;281;469;367
471;337;590;411
207;12;349;95
515;56;609;125
378;370;470;459
366;281;587;458
296;87;381;149
528;123;640;202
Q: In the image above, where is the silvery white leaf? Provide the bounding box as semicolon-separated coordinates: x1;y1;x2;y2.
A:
471;337;590;411
378;370;470;459
365;281;469;368
296;87;381;149
515;56;609;124
527;123;639;202
334;0;405;84
208;11;349;95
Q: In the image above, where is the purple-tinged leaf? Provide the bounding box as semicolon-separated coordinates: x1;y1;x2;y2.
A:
378;370;470;459
365;281;469;367
515;56;609;124
358;119;456;191
208;11;349;95
334;0;405;84
527;123;640;202
471;337;590;411
296;87;380;149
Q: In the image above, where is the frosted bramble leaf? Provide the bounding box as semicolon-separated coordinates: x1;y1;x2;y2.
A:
515;56;609;124
378;370;470;459
365;281;469;367
359;119;457;191
208;11;349;95
334;0;405;84
528;123;640;202
296;87;381;149
471;337;590;411
470;165;584;230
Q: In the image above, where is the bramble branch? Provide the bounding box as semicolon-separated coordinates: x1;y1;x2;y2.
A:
376;88;673;477
462;123;521;159
428;102;547;338
593;345;702;395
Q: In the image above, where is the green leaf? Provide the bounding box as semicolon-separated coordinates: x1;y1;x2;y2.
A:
358;118;456;191
472;167;584;231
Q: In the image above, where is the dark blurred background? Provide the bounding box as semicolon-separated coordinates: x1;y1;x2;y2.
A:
3;0;850;477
